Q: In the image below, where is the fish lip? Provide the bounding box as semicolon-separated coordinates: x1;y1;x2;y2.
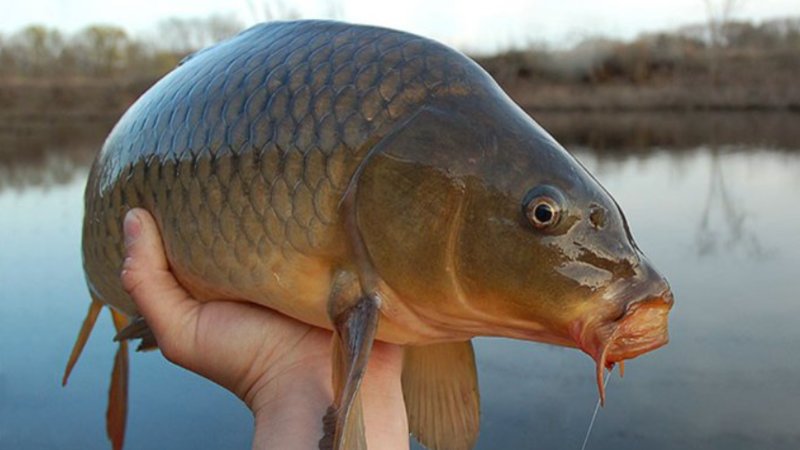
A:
571;289;673;404
606;290;673;358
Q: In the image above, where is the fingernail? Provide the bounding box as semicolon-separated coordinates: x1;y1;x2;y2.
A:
124;210;142;247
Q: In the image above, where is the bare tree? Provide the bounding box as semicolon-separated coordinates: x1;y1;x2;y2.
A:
245;0;345;23
205;14;245;42
703;0;744;83
7;25;65;76
71;25;130;76
261;0;302;22
154;14;243;54
704;0;743;46
321;0;345;20
695;147;767;259
0;33;8;76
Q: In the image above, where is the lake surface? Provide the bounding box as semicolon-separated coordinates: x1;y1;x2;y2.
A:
1;113;799;449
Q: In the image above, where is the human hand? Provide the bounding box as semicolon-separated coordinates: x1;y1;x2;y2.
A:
120;208;409;449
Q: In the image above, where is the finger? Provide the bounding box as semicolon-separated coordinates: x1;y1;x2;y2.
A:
122;208;169;270
120;208;197;355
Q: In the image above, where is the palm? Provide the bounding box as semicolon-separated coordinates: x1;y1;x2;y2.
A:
180;299;333;407
120;208;334;407
121;208;408;447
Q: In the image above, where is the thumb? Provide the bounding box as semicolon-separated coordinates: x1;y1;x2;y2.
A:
120;208;197;359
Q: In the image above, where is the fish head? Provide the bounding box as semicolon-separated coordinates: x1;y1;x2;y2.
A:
356;98;672;397
454;124;673;382
526;179;674;402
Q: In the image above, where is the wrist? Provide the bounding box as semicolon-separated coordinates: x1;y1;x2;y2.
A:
250;362;333;449
246;340;409;450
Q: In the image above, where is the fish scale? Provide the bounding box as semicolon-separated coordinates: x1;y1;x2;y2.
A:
70;20;674;450
83;20;485;317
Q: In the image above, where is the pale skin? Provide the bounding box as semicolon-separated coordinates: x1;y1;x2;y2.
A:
120;208;410;449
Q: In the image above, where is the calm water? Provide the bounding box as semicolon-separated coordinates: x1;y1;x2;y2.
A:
1;114;799;449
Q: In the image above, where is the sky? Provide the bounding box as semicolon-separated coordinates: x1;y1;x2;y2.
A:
2;0;799;52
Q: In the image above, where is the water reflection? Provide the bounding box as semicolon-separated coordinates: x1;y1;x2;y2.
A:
2;113;800;450
2;112;798;191
473;144;800;450
0;118;111;190
0;151;93;191
536;111;800;153
696;148;769;259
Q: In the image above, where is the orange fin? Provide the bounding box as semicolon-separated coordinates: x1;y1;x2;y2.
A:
402;341;480;450
108;310;130;450
114;316;158;352
62;297;103;386
321;286;379;450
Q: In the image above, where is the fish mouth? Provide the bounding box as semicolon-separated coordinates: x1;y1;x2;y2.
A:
570;290;673;404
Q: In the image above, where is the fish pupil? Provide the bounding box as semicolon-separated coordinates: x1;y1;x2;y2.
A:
534;203;554;224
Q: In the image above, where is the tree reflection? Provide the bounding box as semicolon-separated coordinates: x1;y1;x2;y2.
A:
0;151;90;191
695;147;770;259
0;119;105;191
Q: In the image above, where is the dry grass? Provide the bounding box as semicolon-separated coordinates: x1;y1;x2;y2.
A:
2;17;798;119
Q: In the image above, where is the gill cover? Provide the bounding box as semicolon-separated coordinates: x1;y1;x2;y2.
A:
355;107;489;321
355;101;589;337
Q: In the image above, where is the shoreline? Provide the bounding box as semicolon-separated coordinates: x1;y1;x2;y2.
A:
1;78;799;122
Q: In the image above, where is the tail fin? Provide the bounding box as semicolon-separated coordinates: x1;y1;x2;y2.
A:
108;309;130;450
62;297;103;386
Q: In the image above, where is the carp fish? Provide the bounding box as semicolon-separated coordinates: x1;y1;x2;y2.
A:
63;20;673;450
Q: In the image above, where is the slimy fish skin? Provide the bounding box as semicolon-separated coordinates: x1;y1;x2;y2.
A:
64;20;673;450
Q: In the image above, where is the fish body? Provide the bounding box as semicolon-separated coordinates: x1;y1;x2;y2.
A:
69;20;673;450
83;20;495;343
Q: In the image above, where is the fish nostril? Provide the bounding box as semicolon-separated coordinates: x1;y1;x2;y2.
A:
589;205;606;229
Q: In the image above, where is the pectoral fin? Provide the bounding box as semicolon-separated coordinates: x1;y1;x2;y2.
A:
62;297;103;386
114;315;158;351
320;371;366;450
108;309;130;450
402;340;481;450
319;275;380;450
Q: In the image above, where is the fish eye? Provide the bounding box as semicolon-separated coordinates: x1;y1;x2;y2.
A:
526;197;560;228
523;185;565;231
